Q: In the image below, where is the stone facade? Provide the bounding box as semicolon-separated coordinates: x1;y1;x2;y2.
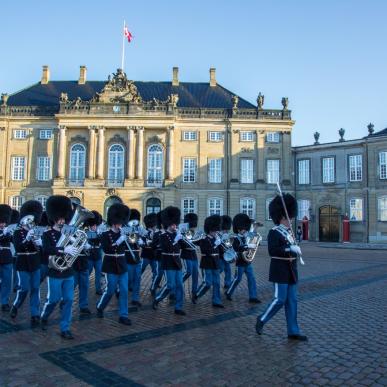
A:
0;66;294;237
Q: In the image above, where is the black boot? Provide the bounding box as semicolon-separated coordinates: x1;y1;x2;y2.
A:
10;305;17;319
255;316;264;335
118;317;132;326
288;334;308;342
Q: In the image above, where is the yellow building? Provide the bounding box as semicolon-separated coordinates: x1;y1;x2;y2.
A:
0;65;294;232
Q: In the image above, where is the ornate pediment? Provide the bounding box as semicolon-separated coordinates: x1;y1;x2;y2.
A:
91;69;143;104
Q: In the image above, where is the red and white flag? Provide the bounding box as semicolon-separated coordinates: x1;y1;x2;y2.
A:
124;26;133;43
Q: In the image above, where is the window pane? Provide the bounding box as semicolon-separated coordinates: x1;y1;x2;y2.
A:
208;198;223;215
12;157;25;180
349;198;363;221
297;199;310;220
147;144;163;185
241;159;254;183
349;155;362;182
323;157;335;183
209;159;222;183
240;198;255;218
69;144;86;181
182;198;196;217
380;152;387;179
183;158;196;183
267;160;279;184
298;160;310;184
379;197;387;221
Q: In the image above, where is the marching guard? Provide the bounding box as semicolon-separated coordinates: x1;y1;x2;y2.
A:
181;213;199;297
39;212;50;284
126;209;143;307
41;195;78;338
225;213;260;303
255;193;307;341
193;215;224;308
86;211;103;295
11;200;43;326
140;213;158;285
152;206;186;315
218;215;232;290
0;205;13;311
9;209;20;293
150;211;165;296
96;203;132;325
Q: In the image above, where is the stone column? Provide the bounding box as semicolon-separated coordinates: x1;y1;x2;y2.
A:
136;127;144;179
282;132;291;183
96;126;105;179
127;126;135;179
231;129;239;181
87;126;96;179
57;125;67;178
166;126;174;180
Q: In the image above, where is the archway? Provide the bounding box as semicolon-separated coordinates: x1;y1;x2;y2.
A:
319;205;340;242
146;197;161;214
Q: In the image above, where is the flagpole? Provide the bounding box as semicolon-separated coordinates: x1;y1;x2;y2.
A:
121;20;125;70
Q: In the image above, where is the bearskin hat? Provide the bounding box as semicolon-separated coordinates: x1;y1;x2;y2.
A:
39;211;49;227
107;203;130;226
221;215;232;231
20;200;43;225
156;211;163;229
269;194;297;225
233;213;252;233
161;206;181;228
0;204;12;224
46;195;73;225
10;209;20;225
204;214;221;234
129;208;141;221
85;210;102;227
184;213;198;228
144;213;158;228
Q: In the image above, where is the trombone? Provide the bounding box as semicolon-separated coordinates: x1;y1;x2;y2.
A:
178;223;204;249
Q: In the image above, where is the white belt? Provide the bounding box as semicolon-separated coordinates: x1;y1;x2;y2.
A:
18;252;37;256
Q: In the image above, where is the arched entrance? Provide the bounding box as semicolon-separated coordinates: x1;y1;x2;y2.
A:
146;197;161;214
104;196;122;219
319;206;340;242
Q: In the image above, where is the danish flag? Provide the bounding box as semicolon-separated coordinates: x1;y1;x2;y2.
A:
124;26;133;43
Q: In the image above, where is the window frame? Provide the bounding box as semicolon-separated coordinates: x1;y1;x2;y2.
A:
108;143;125;184
9;195;25;211
39;129;53;140
36;156;52;181
207;197;224;216
13;129;27;140
240;158;254;184
349;198;363;222
266;159;280;184
348;154;363;182
181;197;197;217
379;151;387;180
11;156;26;181
266;197;274;220
266;132;280;143
147;144;164;186
297;158;311;185
208;131;224;142
69;143;86;183
208;158;222;183
240;131;254;142
378;196;387;221
182;157;197;183
240;197;256;219
182;131;197;141
322;156;335;184
297;199;310;220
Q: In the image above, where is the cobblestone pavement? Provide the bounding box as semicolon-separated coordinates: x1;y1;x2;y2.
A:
1;244;387;386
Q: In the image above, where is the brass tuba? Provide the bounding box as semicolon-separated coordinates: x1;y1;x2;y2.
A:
48;204;94;272
242;222;262;263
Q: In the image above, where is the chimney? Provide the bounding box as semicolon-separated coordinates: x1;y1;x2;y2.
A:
41;65;50;84
209;67;216;87
78;65;87;84
172;67;179;86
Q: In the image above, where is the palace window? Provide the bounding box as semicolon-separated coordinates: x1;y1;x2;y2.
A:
266;132;280;143
208;159;222;183
379;152;387;179
266;197;274;220
182;198;197;217
208;198;223;216
297;199;310;220
183;158;197;183
267;159;280;184
69;144;86;184
240;131;254;142
11;156;26;180
36;156;51;181
182;131;197;141
147;144;163;186
298;159;310;185
349;198;363;221
146;198;161;214
240;159;254;183
322;157;335;183
208;131;223;142
9;196;24;211
349;155;362;182
108;144;125;184
13;129;27;139
39;129;53;140
240;198;256;219
36;195;49;210
378;197;387;221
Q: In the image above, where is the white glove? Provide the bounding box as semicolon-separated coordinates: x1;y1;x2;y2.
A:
214;237;222;247
247;243;257;249
34;238;42;247
25;229;35;241
64;245;78;257
2;227;10;236
84;242;92;250
174;232;182;244
137;238;145;246
290;245;302;256
115;235;126;246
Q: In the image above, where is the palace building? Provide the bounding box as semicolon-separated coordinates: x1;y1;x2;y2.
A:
0;66;294;237
2;66;386;242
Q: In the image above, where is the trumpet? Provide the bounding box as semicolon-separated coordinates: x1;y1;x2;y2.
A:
178;223;205;249
19;215;45;242
217;232;237;263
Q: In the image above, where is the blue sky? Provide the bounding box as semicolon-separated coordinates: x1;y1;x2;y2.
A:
1;0;387;145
